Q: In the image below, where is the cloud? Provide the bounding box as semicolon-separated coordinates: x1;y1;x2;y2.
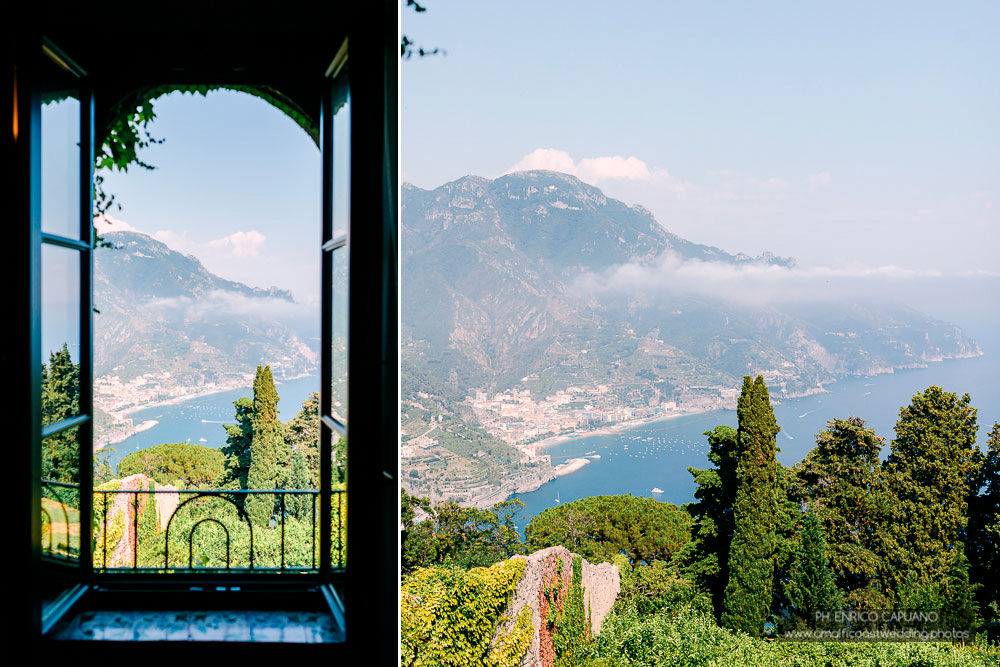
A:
808;172;832;187
145;290;307;321
571;252;950;307
508;149;665;184
207;230;266;257
94;213;137;234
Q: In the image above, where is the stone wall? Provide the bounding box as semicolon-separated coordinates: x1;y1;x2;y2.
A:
495;545;620;667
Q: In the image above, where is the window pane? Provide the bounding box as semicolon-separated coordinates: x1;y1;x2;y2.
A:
329;245;348;425
40;89;81;240
42;243;81;424
41;426;82;561
332;92;350;239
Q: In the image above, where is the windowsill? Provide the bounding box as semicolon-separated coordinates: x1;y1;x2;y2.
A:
43;584;346;645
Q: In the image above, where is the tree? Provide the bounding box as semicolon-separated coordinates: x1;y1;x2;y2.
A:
288;448;312;521
721;375;781;637
782;512;843;629
968;422;1000;627
244;366;291;526
401;491;526;572
882;386;980;614
284;392;320;487
788;417;892;608
116;442;224;487
526;495;692;569
219;396;254;493
41;344;81;483
681;425;740;617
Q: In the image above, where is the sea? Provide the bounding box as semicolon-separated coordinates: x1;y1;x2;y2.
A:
101;375;319;469
511;332;1000;536
99;334;999;538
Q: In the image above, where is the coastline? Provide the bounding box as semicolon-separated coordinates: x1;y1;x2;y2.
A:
525;407;716;454
95;372;317;452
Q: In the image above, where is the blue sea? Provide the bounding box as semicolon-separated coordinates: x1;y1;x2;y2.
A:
512;333;1000;535
101;375;319;469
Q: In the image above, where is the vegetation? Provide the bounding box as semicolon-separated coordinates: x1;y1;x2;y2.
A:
401;558;531;667
525;495;692;569
41;344;81;483
721;375;781;637
402;377;1000;665
116;442;224;487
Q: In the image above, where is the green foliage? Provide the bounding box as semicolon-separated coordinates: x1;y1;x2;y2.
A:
400;558;530;667
883;386;980;618
287;449;312;520
781;512;843;630
587;604;997;667
968;422;1000;633
722;375;781;637
219;396;253;492
245;365;291;526
788;416;893;609
41;344;80;483
401;491;527;572
116;442;224;487
681;424;741;616
548;556;591;667
526;495;692;569
615;557;713;619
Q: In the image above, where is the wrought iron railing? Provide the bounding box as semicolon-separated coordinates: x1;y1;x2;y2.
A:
41;480;345;573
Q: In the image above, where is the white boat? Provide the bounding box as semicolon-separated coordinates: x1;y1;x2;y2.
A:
555;490;561;504
651;487;664;494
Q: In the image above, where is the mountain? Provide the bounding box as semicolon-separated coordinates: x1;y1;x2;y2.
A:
402;169;980;420
94;230;317;385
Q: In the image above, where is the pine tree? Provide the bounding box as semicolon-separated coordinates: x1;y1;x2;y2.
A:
789;417;892;608
283;392;320;487
244;366;291;527
721;375;781;636
968;422;1000;625
783;512;843;629
883;386;980;612
41;344;81;483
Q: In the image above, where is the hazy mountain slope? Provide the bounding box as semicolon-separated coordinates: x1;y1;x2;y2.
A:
402;170;979;400
94;231;317;384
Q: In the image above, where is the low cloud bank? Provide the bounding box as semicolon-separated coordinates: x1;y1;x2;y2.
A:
571;252;991;309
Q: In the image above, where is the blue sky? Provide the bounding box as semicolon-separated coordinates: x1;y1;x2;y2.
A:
402;0;998;277
95;90;321;304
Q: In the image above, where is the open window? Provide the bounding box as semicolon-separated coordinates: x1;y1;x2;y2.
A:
11;5;397;656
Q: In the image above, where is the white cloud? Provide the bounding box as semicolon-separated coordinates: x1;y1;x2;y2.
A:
145;290;307;321
808;172;832;187
94;213;137;234
509;149;663;184
207;230;266;257
572;252;949;307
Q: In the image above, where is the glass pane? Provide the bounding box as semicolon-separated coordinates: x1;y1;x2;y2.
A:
329;245;348;424
41;426;82;561
40;85;81;240
42;244;81;424
332;92;350;239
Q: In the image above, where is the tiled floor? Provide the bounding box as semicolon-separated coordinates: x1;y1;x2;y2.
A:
49;609;344;642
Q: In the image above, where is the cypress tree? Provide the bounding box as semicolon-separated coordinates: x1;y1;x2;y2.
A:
288;448;311;521
219;397;254;500
883;386;979;609
722;375;781;636
244;366;290;527
783;512;843;629
682;424;741;617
